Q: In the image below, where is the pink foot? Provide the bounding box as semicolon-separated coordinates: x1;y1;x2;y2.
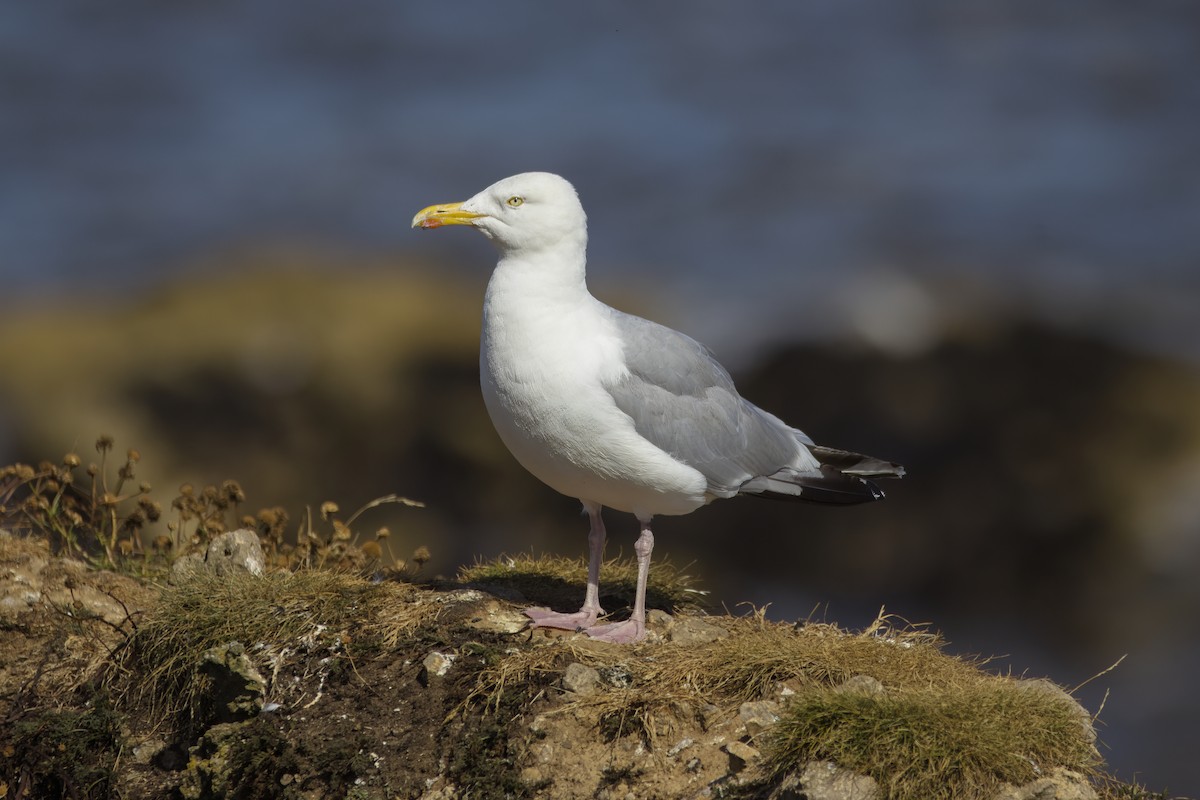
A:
524;607;599;632
585;618;644;644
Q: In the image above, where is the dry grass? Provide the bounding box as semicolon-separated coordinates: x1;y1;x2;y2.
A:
769;681;1101;799
463;606;1103;800
112;568;429;729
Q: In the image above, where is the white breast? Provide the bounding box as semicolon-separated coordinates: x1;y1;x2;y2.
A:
480;269;707;518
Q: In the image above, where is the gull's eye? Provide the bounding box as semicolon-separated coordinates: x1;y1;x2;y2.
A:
506;195;525;208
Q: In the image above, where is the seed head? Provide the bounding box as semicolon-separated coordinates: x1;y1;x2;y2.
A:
412;545;431;566
361;541;382;560
320;501;339;521
222;480;246;505
63;453;81;468
95;435;114;453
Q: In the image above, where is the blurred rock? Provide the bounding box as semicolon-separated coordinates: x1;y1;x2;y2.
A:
561;662;601;695
668;616;729;645
770;761;879;800
994;767;1098;800
738;700;781;737
171;529;264;583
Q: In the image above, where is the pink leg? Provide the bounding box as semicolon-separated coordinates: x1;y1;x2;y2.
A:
525;501;607;631
586;517;653;644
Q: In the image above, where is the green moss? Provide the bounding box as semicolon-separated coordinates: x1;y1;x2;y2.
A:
766;682;1101;800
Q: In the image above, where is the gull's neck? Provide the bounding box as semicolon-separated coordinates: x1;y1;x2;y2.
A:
487;237;593;309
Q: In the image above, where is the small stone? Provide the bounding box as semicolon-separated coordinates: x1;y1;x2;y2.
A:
598;664;633;688
724;740;761;768
668;616;729;645
993;767;1098;800
464;599;528;634
738;700;782;737
836;675;885;696
129;738;167;766
419;651;456;684
698;703;724;731
205;529;265;577
170;529;265;583
198;641;266;723
666;737;693;757
775;761;878;800
646;609;674;628
562;662;601;695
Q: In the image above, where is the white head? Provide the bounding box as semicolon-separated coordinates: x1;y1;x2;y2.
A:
412;172;588;256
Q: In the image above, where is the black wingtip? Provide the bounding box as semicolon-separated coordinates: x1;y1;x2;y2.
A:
745;466;886;505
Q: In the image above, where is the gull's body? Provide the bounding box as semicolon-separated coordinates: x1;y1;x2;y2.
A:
414;172;903;643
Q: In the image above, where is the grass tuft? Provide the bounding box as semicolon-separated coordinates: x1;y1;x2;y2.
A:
766;682;1102;799
112;568;429;731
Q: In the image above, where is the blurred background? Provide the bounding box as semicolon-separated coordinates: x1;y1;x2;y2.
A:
2;1;1198;792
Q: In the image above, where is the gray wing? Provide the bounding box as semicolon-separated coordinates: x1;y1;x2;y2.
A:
603;312;810;496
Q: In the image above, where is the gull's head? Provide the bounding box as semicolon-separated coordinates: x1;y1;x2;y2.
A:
411;172;587;254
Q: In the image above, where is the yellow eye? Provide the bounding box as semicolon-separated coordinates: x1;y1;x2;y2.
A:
506;196;524;208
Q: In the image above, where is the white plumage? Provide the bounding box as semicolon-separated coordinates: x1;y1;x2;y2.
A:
413;172;902;643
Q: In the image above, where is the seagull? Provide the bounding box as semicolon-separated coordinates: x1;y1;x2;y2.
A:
412;172;903;644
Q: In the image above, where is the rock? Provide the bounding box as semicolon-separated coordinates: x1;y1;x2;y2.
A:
666;737;693;757
994;767;1098;800
128;737;168;766
836;675;886;696
171;528;265;583
419;650;456;684
667;616;729;645
178;721;245;800
698;702;724;731
738;700;782;737
204;529;265;577
724;740;761;768
199;641;266;723
464;598;529;634
598;663;634;688
646;608;674;629
769;761;880;800
561;662;601;695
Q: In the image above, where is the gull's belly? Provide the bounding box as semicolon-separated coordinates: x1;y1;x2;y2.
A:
480;315;707;518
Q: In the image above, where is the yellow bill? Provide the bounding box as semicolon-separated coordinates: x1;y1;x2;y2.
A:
411;201;484;230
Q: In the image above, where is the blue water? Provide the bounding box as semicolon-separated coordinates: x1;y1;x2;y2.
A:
3;1;1199;790
3;2;1199;357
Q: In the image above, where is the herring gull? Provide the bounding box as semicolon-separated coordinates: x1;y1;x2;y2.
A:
412;172;903;643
